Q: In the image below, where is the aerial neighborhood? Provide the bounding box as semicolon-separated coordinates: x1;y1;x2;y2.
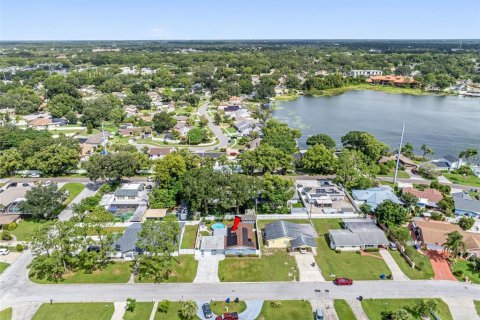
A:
0;38;480;320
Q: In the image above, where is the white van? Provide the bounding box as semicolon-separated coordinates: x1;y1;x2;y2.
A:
315;307;324;320
0;248;10;255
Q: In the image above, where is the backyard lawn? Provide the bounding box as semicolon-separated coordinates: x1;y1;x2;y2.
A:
135;255;198;283
154;301;200;320
0;308;12;320
451;259;480;284
219;250;298;282
389;248;434;279
32;303;114;320
180;225;198;249
334;299;356;320
10;220;46;241
443;173;480;187
256;300;312;320
60;182;85;204
210;301;247;315
0;262;9;274
30;262;131;284
311;219;392;280
123;302;154;320
361;299;453;320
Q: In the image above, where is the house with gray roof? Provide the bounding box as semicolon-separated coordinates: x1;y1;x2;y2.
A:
351;186;402;211
430;154;463;171
328;218;389;251
113;223;143;260
453;196;480;218
264;220;317;251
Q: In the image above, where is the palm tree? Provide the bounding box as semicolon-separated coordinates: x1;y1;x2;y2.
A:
443;231;466;257
458;148;478;164
421;144;434;158
178;300;197;320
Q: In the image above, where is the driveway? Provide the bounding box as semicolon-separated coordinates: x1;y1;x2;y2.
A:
294;253;325;282
58;183;98;221
310;299;339;320
425;250;457;281
193;253;223;283
346;299;368;320
196;300;263;320
443;298;480;320
0;252;21;264
379;249;409;281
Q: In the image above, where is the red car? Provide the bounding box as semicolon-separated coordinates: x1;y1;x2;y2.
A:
215;312;239;320
334;277;353;286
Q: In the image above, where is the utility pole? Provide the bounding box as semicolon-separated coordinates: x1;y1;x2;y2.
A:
393;122;405;185
101;122;107;155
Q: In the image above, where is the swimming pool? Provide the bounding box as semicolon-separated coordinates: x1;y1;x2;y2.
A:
211;223;225;230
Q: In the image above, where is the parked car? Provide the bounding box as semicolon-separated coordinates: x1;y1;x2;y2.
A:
42;180;52;186
389;242;397;250
22;182;29;187
0;248;10;255
334;277;353;286
202;303;213;318
215;313;239;320
147;176;153;182
28;173;40;178
315;307;324;320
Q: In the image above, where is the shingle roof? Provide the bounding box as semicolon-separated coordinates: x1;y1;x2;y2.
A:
264;221;315;241
443;154;459;163
352;187;402;210
114;223;142;253
225;223;257;249
290;234;317;248
454;197;480;214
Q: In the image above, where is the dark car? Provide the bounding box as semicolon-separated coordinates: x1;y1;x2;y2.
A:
334;277;353;286
202;303;213;318
215;312;239;320
87;245;101;253
7;182;17;188
22;182;29;187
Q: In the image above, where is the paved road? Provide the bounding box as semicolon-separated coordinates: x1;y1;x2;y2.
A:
1;251;480;311
378;176;477;191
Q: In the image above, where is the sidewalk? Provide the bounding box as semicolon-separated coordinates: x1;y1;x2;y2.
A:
346;299;368;320
379;249;409;281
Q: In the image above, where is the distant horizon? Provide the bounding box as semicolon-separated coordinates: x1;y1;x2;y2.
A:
1;39;478;43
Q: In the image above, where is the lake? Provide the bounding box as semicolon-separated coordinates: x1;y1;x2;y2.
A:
273;91;480;157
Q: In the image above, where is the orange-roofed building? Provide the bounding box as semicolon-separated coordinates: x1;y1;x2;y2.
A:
367;75;416;87
402;188;443;208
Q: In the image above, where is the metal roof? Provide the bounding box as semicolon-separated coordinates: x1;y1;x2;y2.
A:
264;220;315;241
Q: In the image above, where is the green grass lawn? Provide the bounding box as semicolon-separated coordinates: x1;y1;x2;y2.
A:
32;303;114;320
31;262;131;284
311;219;392;280
361;299;453;320
135;255;198;283
451;259;480;284
334;299;356;320
85;226;126;236
10;220;46;241
60;182;85;204
123;302;154;320
256;300;312;320
0;262;9;274
210;301;247;315
181;225;198;249
379;170;410;179
475;301;480;316
389;248;434;280
154;301;200;320
443;173;480;187
219;250;298;282
0;308;12;320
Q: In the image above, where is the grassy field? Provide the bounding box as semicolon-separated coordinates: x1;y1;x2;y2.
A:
180;225;198;249
10;220;46;241
317;84;431;97
256;300;312;320
123;302;154;320
361;299;453;320
219;250;298;282
311;219;392;280
334;299;356;320
379;170;410;179
0;262;9;274
135;255;198;283
210;301;247;315
32;303;114;320
443;173;480;187
154;301;200;320
451;259;480;284
85;226;126;236
389;248;434;280
0;308;12;320
60;182;85;204
274;95;299;101
475;301;480;316
31;262;131;284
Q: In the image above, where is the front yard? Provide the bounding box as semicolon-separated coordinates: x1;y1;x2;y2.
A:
32;303;114;320
180;225;198;249
451;259;480;284
219;250;298;282
475;301;480;316
443;173;480;187
135;255;198;283
256;300;312;320
123;302;154;320
10;220;46;241
334;299;356;320
0;308;12;320
361;299;453;320
30;262;131;284
154;301;200;320
311;219;392;280
60;182;85;204
389;248;434;280
210;301;247;315
0;262;9;274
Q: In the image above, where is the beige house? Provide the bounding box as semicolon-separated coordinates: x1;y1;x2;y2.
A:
264;221;317;251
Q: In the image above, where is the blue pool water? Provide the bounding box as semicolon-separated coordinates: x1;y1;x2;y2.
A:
211;223;225;230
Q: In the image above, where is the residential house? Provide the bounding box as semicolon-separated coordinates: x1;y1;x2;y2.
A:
402;188;443;208
124;105;138;116
148;147;174;160
452;193;480;218
329;219;389;251
114;183;145;201
228;96;242;105
113;223;142;260
264;221;317;252
246;138;262;150
83;133;105;147
100;183;148;222
367;75;416;87
298;179;346;208
79;143;93;161
351;186;402;211
234;119;253;136
28;117;52;129
379;154;417;169
411;220;480;257
173;121;190;137
224;223;258;255
430;155;463;171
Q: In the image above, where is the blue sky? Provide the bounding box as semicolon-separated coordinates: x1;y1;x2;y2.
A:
1;0;479;40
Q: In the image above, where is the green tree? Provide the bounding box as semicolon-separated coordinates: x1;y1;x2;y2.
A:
83;152;140;182
391;309;412;320
400;192;418;208
443;231;466;257
260;173;295;214
458;148;478;164
261;120;301;154
341;131;390;161
135;216;181;283
0;148;23;177
178;300;197;320
153;112;177;133
28;144;79;176
458;216;475;231
306;133;336;149
374;200;407;227
239;144;293;175
153;152;187;188
301;144;337;174
82;207;115;269
401;142;415;158
414;299;438;317
421;144;434;158
47;93;82;118
187;128;205;145
19;184;65;220
334;149;376;190
149;188;177;209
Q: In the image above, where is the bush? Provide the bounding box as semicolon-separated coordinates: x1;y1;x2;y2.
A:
364;248;380;252
126;298;136;312
1;224;9;230
16;244;24;252
335;249;342;253
1;230;12;241
7;222;17;231
453;270;463;277
158;300;170;313
270;301;282;308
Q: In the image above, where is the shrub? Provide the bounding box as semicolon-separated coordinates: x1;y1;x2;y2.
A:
270;301;282;309
126;298;136;312
453;270;463;277
1;230;12;241
16;244;24;252
7;222;17;231
158;300;170;313
364;248;380;252
335;249;342;253
1;224;9;230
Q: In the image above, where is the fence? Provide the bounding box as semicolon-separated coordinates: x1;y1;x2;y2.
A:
380;224;415;268
256;213;361;220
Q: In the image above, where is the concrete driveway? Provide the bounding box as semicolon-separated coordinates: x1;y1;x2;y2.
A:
379;249;409;281
0;252;21;264
193;253;224;283
311;299;339;320
294;252;325;282
444;298;480;320
196;300;263;320
58;183;99;221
